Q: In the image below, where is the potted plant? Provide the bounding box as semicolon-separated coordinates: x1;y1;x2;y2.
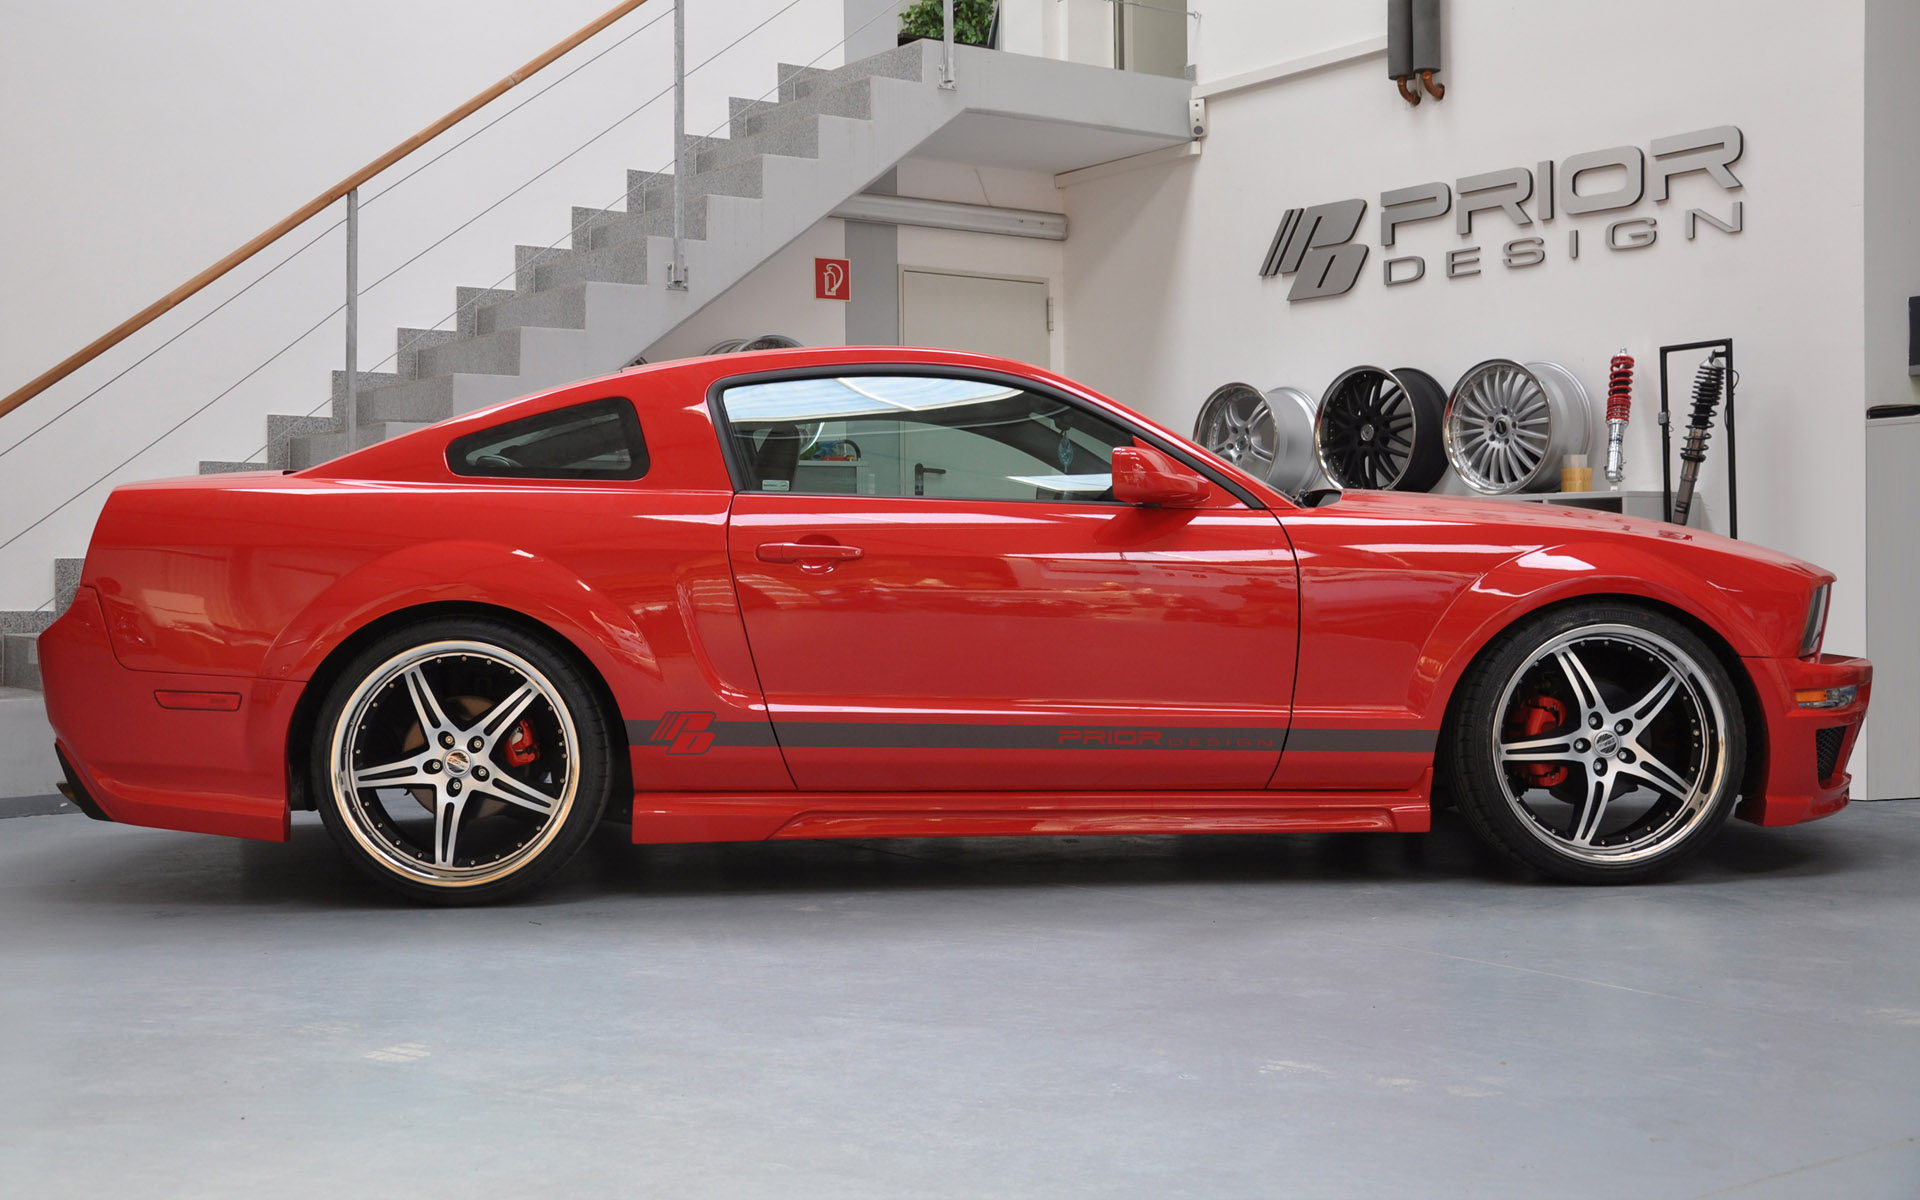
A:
899;0;996;48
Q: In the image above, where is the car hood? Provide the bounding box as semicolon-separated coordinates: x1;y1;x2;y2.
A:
1302;487;1820;574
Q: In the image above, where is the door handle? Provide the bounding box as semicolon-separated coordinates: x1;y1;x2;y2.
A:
756;542;864;563
913;463;946;497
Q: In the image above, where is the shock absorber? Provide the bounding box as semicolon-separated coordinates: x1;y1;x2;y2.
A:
1604;350;1633;487
1671;354;1725;527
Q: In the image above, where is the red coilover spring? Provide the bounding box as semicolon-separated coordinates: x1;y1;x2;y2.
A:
1607;353;1634;422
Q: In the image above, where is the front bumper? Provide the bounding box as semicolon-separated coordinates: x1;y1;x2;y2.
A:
39;586;293;843
1736;652;1872;827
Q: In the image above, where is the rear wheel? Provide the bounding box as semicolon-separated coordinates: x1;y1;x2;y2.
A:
1446;603;1745;883
310;617;612;904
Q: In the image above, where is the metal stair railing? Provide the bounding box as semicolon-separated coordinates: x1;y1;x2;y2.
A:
0;0;949;622
0;0;659;425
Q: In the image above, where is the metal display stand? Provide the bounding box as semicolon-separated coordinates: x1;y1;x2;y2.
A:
1657;338;1738;539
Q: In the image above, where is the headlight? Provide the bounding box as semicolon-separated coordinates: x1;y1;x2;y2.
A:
1800;583;1830;657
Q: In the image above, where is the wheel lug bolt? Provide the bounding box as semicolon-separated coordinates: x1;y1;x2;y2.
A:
425;761;442;774
1617;751;1631;763
474;766;489;781
440;732;455;748
469;737;484;752
448;779;462;795
1574;739;1590;752
1616;720;1630;734
1594;759;1609;774
1588;714;1603;729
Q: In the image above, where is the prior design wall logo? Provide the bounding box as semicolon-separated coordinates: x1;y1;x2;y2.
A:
1259;125;1745;302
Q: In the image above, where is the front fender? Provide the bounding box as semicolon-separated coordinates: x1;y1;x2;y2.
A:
1411;537;1817;725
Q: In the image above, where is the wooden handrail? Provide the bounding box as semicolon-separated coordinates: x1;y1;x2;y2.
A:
0;0;655;423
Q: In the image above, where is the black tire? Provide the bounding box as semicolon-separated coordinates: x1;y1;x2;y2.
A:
309;616;613;904
1445;602;1746;884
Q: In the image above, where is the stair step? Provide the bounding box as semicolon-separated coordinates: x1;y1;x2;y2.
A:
628;158;765;213
456;288;517;336
518;237;654;293
396;328;464;380
599;197;711;242
697;112;822;175
776;42;922;104
2;633;40;691
53;559;82;615
475;284;588;335
198;460;270;474
413;327;523;378
327;371;399;426
357;376;458;425
286;420;433;471
731;74;877;142
775;62;837;102
266;414;340;469
0;611;57;636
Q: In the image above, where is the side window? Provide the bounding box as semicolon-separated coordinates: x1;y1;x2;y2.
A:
717;375;1134;502
447;398;649;480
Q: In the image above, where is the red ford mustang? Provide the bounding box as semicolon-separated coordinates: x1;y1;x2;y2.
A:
39;347;1870;902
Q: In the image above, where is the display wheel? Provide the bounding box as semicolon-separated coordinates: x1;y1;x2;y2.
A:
1192;382;1321;493
1313;366;1449;491
1445;359;1593;494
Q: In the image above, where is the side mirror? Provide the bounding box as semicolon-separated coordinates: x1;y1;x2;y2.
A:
1111;445;1211;507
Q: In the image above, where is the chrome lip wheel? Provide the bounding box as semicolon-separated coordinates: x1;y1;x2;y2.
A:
1491;624;1729;866
1444;359;1592;494
1314;365;1448;491
1195;383;1276;475
328;640;580;888
1193;383;1321;493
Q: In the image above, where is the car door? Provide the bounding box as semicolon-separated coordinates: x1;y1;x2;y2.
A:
714;370;1299;792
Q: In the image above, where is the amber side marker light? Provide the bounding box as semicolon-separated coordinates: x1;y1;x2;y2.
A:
1795;686;1858;710
154;691;242;711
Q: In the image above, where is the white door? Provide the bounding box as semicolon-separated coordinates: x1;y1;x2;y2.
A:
900;269;1051;368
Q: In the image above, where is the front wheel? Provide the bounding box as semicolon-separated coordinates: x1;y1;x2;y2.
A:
1446;604;1746;883
310;617;613;904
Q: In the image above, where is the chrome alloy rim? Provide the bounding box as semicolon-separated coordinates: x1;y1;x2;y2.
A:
1193;383;1321;493
1492;624;1729;866
1445;360;1592;494
1194;383;1278;477
328;641;580;887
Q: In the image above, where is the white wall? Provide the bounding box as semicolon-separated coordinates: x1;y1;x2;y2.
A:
0;0;846;610
1060;0;1873;668
1861;0;1920;798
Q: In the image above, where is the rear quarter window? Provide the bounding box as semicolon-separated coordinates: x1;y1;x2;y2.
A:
447;398;649;480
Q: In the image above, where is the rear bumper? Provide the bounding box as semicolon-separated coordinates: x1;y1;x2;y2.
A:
1736;652;1872;827
38;586;293;843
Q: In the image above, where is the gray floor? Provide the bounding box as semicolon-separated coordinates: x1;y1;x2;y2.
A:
3;805;1919;1199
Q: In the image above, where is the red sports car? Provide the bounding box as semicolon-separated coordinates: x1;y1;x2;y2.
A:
39;347;1870;902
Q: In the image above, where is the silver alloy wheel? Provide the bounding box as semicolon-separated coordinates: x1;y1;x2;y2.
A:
1193;383;1321;493
1491;623;1729;866
1444;359;1592;494
327;640;581;888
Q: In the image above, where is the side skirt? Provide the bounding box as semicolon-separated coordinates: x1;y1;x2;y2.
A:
631;776;1433;844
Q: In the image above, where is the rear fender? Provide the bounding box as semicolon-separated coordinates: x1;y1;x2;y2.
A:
259;540;658;699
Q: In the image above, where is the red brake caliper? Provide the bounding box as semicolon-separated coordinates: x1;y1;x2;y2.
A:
1513;695;1569;787
505;719;540;767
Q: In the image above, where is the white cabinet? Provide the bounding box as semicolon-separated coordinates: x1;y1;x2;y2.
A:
1866;415;1920;800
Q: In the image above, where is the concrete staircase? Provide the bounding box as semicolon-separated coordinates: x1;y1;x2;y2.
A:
0;41;1192;693
243;42;935;475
